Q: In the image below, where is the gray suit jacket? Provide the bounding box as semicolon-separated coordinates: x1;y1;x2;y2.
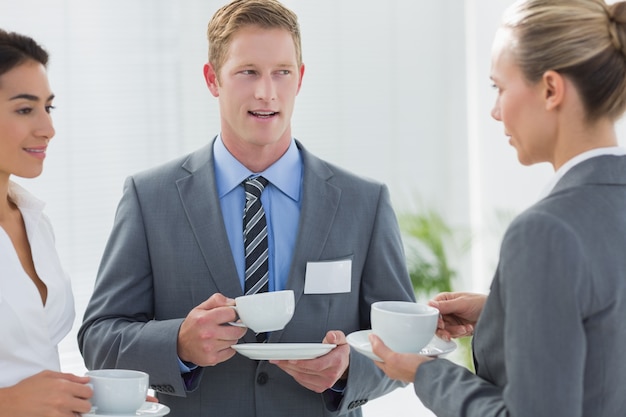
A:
414;155;626;417
78;139;415;417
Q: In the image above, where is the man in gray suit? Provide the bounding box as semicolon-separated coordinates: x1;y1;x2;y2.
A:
78;0;414;416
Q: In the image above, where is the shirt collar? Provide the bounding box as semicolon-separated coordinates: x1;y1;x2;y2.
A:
213;135;302;202
8;181;45;213
539;146;626;199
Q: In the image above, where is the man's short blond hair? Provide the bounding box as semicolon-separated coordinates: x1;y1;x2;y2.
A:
207;0;302;79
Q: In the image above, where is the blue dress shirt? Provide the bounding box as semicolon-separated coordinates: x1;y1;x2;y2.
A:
213;136;302;292
179;136;302;374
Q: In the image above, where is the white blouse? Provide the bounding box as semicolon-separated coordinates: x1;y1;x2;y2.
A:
0;182;75;387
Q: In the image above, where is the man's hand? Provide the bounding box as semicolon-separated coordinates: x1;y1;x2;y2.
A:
177;293;248;366
270;330;350;393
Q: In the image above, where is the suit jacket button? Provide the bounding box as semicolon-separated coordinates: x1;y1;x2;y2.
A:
348;399;368;409
256;372;269;385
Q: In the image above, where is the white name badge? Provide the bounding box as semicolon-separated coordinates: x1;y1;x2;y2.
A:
304;259;352;294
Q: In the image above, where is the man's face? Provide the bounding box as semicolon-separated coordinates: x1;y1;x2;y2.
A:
205;25;304;158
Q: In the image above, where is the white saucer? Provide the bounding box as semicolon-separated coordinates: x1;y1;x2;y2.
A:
82;402;170;417
232;343;336;360
347;330;456;362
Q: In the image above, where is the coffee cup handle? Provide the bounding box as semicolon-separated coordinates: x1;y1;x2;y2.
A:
226;305;247;327
85;383;97;413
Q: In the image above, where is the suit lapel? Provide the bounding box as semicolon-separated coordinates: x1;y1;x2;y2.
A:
285;144;341;303
267;145;342;343
176;142;243;298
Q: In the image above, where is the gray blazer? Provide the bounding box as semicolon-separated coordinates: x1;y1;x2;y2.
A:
78;139;415;417
414;155;626;417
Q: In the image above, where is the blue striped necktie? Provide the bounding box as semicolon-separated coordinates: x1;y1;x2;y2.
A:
243;176;269;296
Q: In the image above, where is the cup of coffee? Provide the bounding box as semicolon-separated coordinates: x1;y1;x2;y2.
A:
371;301;439;353
229;290;295;333
86;369;148;415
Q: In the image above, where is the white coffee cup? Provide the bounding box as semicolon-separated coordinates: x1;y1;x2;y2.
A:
86;369;148;415
371;301;439;353
229;290;295;333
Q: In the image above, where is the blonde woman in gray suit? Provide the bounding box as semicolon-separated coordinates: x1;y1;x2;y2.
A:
371;1;626;416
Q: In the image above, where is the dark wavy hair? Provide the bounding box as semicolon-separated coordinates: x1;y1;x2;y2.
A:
0;29;48;78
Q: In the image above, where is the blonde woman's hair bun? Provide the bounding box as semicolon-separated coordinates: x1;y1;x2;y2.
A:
608;1;626;55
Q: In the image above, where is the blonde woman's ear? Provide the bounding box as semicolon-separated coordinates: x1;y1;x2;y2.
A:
542;69;565;111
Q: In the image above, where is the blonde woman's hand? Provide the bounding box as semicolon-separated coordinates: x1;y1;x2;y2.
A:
429;292;487;341
369;333;432;383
